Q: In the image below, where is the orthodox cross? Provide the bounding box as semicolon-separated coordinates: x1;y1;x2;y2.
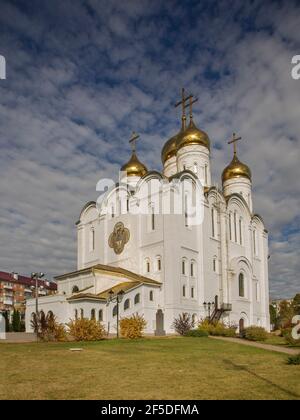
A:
185;94;198;123
228;132;242;156
129;131;140;153
175;88;193;130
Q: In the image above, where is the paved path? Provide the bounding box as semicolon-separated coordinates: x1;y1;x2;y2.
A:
0;333;37;343
210;336;300;355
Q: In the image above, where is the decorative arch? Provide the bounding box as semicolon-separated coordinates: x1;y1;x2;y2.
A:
124;298;130;311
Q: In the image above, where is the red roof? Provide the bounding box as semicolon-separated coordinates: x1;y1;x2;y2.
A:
0;271;57;291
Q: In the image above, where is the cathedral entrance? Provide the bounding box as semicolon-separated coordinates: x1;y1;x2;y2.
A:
155;309;166;336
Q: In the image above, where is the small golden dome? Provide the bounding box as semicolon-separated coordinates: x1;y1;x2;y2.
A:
161;133;179;164
121;152;148;177
222;154;251;183
177;120;210;151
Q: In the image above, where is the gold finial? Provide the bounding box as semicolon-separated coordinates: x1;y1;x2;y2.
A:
228;132;242;156
129;131;140;153
175;88;192;131
185;94;198;124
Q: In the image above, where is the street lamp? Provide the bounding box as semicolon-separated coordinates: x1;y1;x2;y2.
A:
203;301;215;321
31;272;44;340
106;289;124;338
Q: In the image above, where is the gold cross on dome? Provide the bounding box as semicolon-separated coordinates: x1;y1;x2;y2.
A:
228;132;242;156
174;88;193;130
129;131;140;153
185;94;198;122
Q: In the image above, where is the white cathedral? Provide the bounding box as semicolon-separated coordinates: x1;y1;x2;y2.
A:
26;90;270;334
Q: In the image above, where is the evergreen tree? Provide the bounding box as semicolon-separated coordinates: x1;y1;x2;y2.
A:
292;294;300;315
12;309;21;332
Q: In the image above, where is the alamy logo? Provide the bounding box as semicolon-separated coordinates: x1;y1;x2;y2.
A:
0;55;6;79
291;315;300;340
291;55;300;80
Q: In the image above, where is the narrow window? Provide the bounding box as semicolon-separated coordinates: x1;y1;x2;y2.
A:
149;290;154;301
184;194;188;227
229;213;232;241
213;258;216;272
91;309;96;320
112;305;118;317
191;287;194;298
80;309;84;319
239;218;243;245
256;282;260;302
183;285;186;297
151;207;155;231
134;293;140;305
127;198;129;212
234;212;237;242
211;208;215;237
146;260;150;273
239;273;245;298
111;205;115;218
75;309;78;320
157;258;161;271
193;163;198;174
89;228;95;252
99;310;103;322
124;299;130;311
205;164;208;184
182;260;186;275
190;262;194;277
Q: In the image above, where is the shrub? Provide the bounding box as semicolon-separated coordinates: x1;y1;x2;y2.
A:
185;329;209;337
244;326;268;342
287;354;300;365
12;310;21;332
282;328;300;346
31;312;67;342
120;314;147;339
173;313;194;336
68;318;106;341
197;319;237;337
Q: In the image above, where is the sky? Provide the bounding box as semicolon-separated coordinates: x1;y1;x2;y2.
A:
0;0;299;299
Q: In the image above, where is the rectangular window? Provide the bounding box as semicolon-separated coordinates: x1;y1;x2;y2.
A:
229;213;232;241
213;259;216;272
191;287;194;298
205;164;208;185
183;285;186;297
234;212;237;242
182;260;186;275
151;207;155;231
190;263;194;277
184;195;188;227
157;258;161;271
147;261;150;273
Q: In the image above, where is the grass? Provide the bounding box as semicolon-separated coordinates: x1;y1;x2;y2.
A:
0;337;299;400
262;334;300;348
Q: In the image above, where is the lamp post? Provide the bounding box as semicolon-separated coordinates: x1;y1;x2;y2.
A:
106;289;124;338
203;301;215;321
31;272;44;340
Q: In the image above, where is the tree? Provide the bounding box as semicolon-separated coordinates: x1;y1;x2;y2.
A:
292;294;300;315
269;304;279;330
12;309;21;332
278;300;294;328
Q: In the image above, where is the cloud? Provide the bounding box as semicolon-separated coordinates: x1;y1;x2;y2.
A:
0;0;299;298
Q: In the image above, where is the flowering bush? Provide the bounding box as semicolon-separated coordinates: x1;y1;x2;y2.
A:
68;318;106;341
120;314;147;339
197;319;237;337
244;326;268;342
173;313;194;336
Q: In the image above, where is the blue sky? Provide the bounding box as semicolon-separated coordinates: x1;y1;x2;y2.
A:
0;0;299;298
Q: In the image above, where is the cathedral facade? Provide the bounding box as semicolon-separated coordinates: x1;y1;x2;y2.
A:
26;91;270;334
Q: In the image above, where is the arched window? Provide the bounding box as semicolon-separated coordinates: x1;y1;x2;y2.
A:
112;305;118;317
182;259;186;275
239;273;245;298
213;258;217;272
72;285;79;294
124;298;130;311
47;311;54;319
98;309;103;322
149;290;154;301
89;228;95;252
145;258;150;273
190;261;195;277
134;293;140;305
234;211;237;242
211;208;215;237
80;309;84;319
157;257;162;272
74;309;78;320
91;309;96;320
239;218;243;245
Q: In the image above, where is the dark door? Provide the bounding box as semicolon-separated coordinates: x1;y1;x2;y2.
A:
239;318;245;333
155;309;166;336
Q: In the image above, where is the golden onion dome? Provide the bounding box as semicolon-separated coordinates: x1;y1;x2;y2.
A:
161;132;179;164
177;120;210;151
121;152;148;177
222;154;252;183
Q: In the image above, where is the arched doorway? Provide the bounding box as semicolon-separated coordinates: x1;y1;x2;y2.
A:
155;309;165;336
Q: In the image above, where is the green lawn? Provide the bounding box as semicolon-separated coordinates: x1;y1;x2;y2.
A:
1;337;299;400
